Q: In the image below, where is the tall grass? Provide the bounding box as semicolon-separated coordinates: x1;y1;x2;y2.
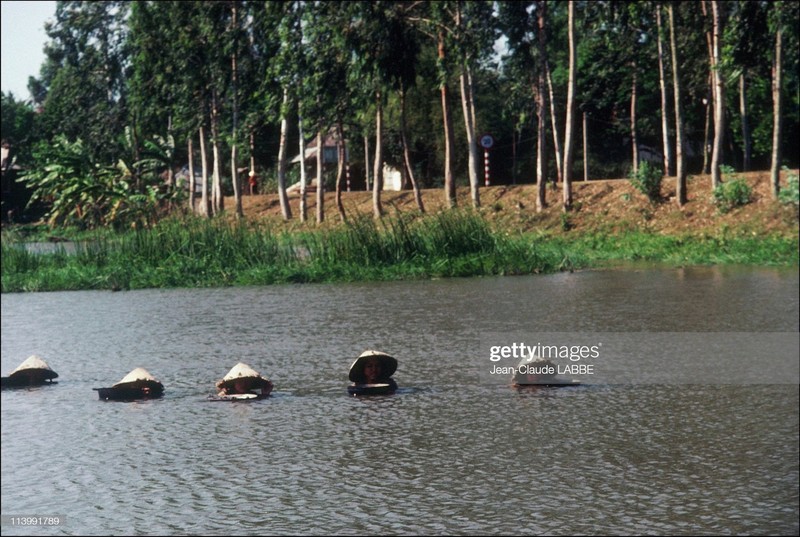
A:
2;211;797;292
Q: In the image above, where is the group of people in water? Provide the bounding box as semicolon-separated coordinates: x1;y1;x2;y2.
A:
3;350;581;399
1;350;400;400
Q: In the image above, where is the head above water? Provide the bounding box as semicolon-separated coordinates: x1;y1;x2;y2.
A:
348;350;397;384
233;378;251;393
364;357;382;382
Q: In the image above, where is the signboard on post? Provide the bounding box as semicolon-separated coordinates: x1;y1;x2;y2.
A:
479;134;494;186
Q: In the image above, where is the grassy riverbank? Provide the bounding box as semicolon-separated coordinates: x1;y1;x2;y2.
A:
2;211;797;293
2;171;797;292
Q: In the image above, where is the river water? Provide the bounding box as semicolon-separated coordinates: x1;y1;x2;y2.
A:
1;266;798;535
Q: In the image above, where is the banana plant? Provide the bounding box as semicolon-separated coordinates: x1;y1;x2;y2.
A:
20;134;173;230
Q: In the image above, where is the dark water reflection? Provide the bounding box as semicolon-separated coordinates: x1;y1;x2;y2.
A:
1;266;798;535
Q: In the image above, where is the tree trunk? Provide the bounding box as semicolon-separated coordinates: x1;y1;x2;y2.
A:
536;96;547;211
631;64;638;175
231;144;241;218
546;62;562;185
770;23;782;198
460;65;481;208
583;111;588;182
710;0;724;188
230;3;242;219
363;135;371;192
277;89;292;220
212;139;222;215
335;121;346;221
316;129;324;224
703;75;712;174
739;74;751;172
668;3;687;206
298;113;307;222
211;93;223;215
400;86;424;213
439;30;456;208
512;129;517;185
468;68;478;149
212;141;222;215
188;137;196;213
536;0;548;212
701;1;714;175
166;116;174;189
562;1;576;211
656;4;673;176
373;93;384;218
199;125;211;218
250;132;255;188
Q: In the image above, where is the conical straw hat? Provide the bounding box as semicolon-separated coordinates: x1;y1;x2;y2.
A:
9;355;58;380
349;350;397;383
216;362;270;390
113;367;160;387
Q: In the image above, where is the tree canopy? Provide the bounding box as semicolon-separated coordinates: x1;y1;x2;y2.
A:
2;0;798;227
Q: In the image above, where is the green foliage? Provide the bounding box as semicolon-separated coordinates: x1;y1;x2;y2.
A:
19;135;173;230
1;92;37;162
13;0;800;209
560;213;574;232
4;215;796;293
778;167;799;209
629;161;663;203
0;212;567;290
35;2;131;164
713;166;752;213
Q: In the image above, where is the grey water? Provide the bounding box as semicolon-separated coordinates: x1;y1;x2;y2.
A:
1;266;798;535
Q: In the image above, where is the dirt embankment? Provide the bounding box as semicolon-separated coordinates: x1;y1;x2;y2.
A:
231;170;798;238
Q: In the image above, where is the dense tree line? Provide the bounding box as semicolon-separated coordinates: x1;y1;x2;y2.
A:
2;0;798;228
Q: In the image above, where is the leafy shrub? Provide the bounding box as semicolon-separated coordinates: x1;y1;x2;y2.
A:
629;161;663;203
713;167;752;214
560;212;574;232
778;167;799;211
20;133;177;230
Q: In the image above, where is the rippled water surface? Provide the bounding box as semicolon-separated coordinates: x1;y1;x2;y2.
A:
2;267;798;535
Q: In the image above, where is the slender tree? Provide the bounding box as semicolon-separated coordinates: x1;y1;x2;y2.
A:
656;4;673;177
388;3;426;213
439;28;457;208
199;124;211;217
710;0;725;188
546;62;562;185
335;121;347;220
562;1;577;211
408;3;457;208
316;128;324;224
346;2;400;218
298;112;308;222
373;91;384;217
537;1;548;211
276;88;293;219
770;2;784;198
265;1;304;220
630;63;639;175
453;1;495;208
668;3;687;207
230;1;243;218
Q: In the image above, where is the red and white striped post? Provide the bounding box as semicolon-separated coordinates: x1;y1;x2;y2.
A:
484;149;490;187
346;163;351;192
479;133;494;187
